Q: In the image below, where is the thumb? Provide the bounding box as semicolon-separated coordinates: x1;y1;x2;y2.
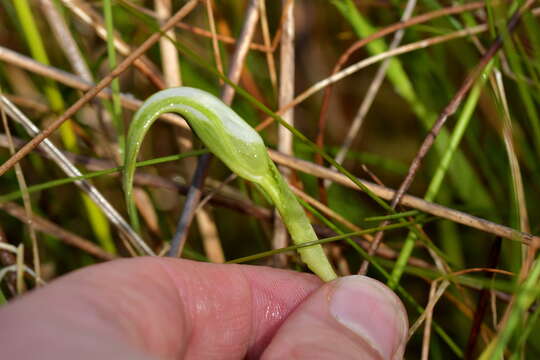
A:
262;275;408;360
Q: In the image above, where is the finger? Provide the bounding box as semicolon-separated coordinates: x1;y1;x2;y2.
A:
0;257;321;359
262;275;408;360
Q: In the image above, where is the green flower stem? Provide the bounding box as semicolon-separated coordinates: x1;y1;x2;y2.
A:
259;163;337;281
124;87;337;281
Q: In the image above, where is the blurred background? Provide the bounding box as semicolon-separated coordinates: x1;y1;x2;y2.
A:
1;0;540;358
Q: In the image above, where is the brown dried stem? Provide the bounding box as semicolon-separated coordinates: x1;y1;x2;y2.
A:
168;0;260;258
0;0;199;177
267;149;539;246
0;202;114;261
60;0;166;88
358;0;535;275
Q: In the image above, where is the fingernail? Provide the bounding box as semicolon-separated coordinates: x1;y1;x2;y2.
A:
329;276;408;360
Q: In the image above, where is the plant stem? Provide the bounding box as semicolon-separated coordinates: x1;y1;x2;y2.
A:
261;163;337;281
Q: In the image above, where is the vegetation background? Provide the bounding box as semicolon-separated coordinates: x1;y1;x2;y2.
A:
0;0;539;358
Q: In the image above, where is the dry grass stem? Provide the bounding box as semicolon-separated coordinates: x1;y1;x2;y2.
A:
0;201;114;261
175;21;270;52
40;0;93;82
272;0;295;268
15;243;25;294
256;23;492;131
118;0;271;52
258;0;277;92
268;149;539;245
156;0;182;87
359;0;536;274
205;0;224;79
3;95;48;113
0;46;188;129
60;0;165;88
257;6;540;132
291;187;371;241
196;208;224;263
409;280;450;340
0;264;45;287
0;132;272;221
0;228;18;295
221;0;260;104
490;72;531;272
0;99;41;280
0;96;153;255
0;0;199;177
168;0;260;258
422;280;450;360
327;0;417;180
132;188;161;236
315;3;517;169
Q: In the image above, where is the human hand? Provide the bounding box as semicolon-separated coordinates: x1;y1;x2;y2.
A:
0;258;408;359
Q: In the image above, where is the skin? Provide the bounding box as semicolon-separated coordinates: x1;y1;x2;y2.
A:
0;257;408;359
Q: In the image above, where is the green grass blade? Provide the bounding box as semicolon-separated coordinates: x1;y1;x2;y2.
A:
103;0;125;155
12;0;116;254
331;0;494;212
388;62;492;288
